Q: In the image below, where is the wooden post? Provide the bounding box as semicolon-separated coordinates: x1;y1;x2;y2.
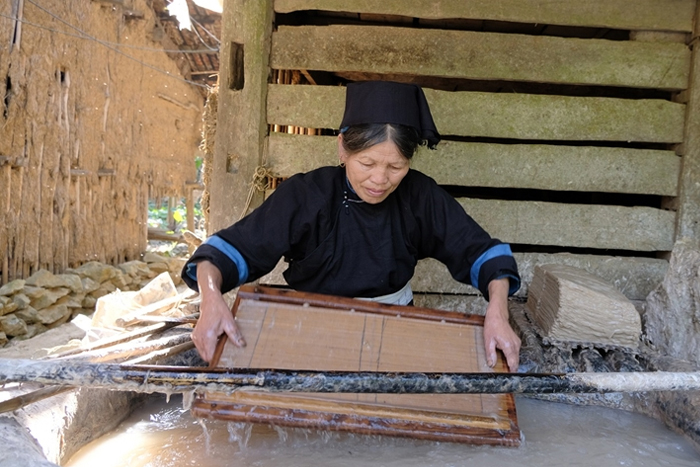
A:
675;2;700;247
185;185;195;254
167;196;176;230
208;0;274;232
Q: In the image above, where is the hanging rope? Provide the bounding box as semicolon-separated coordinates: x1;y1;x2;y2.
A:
239;165;273;220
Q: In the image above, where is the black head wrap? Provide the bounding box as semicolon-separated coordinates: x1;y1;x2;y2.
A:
339;81;441;149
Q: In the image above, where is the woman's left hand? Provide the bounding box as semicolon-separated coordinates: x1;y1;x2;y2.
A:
483;278;521;372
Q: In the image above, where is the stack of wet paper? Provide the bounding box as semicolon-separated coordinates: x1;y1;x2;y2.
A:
526;264;641;349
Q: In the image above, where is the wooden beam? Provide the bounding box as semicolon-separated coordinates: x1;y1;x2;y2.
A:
411;255;668;301
271;25;691;90
674;1;700;246
209;0;274;232
458;198;675;252
274;0;695;32
254;192;675;249
267;84;686;143
259;247;669;301
267;133;681;196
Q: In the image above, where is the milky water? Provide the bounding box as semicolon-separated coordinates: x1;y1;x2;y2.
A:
65;395;699;467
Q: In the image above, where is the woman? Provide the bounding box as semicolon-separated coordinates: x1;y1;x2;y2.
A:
183;81;522;371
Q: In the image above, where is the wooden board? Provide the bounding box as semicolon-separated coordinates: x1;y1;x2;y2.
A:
267;84;686;143
412;255;668;301
208;0;273;231
259;254;668;301
260;184;674;252
274;0;695;32
457;198;675;252
191;286;522;446
271;25;690;90
676;1;700;246
267;133;681;196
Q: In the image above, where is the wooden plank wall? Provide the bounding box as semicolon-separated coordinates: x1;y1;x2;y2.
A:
223;0;698;300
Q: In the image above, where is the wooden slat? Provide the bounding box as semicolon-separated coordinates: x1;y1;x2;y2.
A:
267;133;681;195
274;0;695;32
267;84;686;143
459;198;675;252
412;255;667;301
260;252;668;301
271;25;691;90
257;191;675;250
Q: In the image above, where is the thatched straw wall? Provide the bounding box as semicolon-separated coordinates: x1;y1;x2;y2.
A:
0;0;203;283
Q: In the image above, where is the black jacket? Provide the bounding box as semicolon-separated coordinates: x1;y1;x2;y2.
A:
182;166;520;300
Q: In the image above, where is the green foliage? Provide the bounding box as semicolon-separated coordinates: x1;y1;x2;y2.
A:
148;198;203;233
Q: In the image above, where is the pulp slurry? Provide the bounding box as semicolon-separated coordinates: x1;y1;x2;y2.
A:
65;394;700;467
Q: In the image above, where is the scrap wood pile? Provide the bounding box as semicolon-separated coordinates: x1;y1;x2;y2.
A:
0;272;200;414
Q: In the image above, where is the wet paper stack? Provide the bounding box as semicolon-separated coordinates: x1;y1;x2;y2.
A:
526;264;641;349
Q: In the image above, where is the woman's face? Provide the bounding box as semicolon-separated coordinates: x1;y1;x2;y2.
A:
338;136;410;204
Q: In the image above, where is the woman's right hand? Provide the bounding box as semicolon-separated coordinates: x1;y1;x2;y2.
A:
192;261;246;363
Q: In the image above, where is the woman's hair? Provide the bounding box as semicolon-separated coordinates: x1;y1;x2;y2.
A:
340;123;423;160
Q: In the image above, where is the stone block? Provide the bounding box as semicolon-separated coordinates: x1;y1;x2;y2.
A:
15;304;73;324
73;261;118;283
36;304;71;325
81;295;97;309
12;293;31;310
142;252;168;264
71;308;93;319
89;282;117;299
29;288;71;311
23;285;47;299
0;279;25;296
148;262;170;274
118;260;151;278
111;271;131;290
56;294;85;309
0;314;28;336
0;298;18;317
25;269;69;288
80;277;100;294
0;331;6;347
526;264;641;349
16;307;40;324
23;323;49;339
0;417;58;466
56;274;84;294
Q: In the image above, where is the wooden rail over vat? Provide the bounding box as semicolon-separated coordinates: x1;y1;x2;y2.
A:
191;285;522;446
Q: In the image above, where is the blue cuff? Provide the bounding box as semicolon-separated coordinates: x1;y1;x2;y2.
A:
185;262;198;282
495;273;521;296
186;236;249;286
470;244;513;291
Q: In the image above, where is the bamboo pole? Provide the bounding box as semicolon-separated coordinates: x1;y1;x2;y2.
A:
47;321;178;359
1;360;700;395
52;331;193;363
0;386;71;413
0;339;195;413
